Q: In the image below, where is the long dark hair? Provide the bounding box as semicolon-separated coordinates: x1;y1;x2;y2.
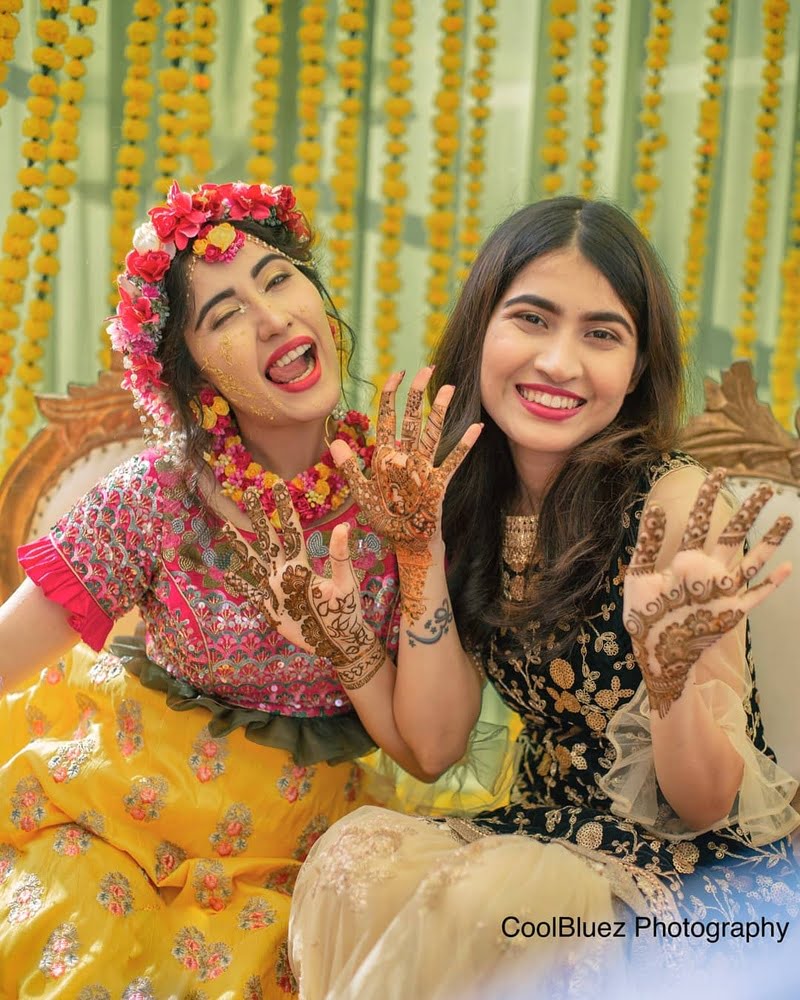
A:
154;216;359;480
430;196;684;653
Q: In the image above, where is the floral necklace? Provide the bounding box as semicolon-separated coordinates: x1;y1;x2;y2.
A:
196;388;373;527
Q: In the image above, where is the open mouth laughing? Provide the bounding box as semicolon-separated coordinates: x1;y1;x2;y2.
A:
265;336;321;392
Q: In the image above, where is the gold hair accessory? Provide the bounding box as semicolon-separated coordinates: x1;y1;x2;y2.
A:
243;231;307;268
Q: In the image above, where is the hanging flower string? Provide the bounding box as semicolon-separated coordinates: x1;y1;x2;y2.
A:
578;0;613;199
770;137;799;429
0;0;65;447
371;0;414;383
248;1;283;183
4;0;96;470
181;0;215;188
199;388;373;527
679;0;732;352
456;0;496;283
632;2;672;238
540;0;576;197
103;0;161;369
328;0;367;318
733;0;788;362
291;0;327;220
155;0;190;197
0;0;22;115
425;0;464;352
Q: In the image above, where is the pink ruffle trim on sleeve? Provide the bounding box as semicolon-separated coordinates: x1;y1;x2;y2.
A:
18;534;114;652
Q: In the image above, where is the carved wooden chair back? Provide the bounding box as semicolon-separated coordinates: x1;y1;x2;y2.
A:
0;371;143;636
681;362;800;785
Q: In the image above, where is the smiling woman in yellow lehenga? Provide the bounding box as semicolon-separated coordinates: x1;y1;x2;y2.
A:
0;180;482;998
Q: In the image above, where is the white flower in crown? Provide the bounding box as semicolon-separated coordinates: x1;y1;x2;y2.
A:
132;221;160;253
132;221;176;259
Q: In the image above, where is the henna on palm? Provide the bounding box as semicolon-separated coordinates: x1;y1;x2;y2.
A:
642;608;745;718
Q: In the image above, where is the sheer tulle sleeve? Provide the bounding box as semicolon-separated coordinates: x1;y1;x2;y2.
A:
17;452;164;651
600;673;799;846
599;464;799;846
356;680;523;815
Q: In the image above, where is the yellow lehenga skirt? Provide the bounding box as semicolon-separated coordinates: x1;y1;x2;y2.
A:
0;644;374;999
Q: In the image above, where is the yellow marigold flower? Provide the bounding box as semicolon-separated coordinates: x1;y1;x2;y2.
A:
64;35;92;58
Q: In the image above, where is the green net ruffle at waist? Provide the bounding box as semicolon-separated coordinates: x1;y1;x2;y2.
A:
110;635;376;766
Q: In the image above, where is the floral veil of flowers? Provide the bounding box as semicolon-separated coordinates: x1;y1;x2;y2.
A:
107;181;311;438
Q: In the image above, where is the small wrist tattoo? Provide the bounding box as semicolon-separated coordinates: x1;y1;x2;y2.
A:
405;598;454;648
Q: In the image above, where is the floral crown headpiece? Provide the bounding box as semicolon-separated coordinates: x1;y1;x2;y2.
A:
108;180;311;436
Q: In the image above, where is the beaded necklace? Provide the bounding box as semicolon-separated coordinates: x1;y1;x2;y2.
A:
197;388;373;527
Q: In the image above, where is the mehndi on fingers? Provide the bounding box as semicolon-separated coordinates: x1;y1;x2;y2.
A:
716;483;774;549
678;467;727;551
628;505;666;576
219;522;280;628
271;481;304;561
400;387;424;452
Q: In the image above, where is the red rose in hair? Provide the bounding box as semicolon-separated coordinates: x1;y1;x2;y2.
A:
274;185;296;213
125;249;172;283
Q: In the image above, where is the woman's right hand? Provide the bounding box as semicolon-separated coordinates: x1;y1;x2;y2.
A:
220;482;385;690
329;367;481;620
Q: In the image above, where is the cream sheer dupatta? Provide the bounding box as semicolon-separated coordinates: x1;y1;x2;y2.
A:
288;806;621;1000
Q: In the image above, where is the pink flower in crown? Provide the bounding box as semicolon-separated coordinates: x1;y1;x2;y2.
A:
149;182;208;249
225;182;278;221
122;354;166;393
125;249;172;284
117;285;161;343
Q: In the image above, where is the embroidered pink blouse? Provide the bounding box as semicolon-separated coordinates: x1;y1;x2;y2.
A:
18;449;401;718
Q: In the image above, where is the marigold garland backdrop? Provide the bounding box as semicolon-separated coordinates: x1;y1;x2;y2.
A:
0;0;798;470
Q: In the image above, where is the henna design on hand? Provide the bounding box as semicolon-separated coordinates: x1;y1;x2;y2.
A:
219;522;280;628
628;506;666;576
401;388;424;450
220;485;386;692
270;480;303;560
280;563;385;689
625;470;794;719
335;371;478;624
643;608;744;717
716;483;773;548
677;466;726;550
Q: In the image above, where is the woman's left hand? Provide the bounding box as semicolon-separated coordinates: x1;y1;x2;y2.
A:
623;468;793;718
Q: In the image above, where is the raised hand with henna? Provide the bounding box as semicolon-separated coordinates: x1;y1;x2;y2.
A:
623;467;793;719
219;481;385;690
329;366;482;622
